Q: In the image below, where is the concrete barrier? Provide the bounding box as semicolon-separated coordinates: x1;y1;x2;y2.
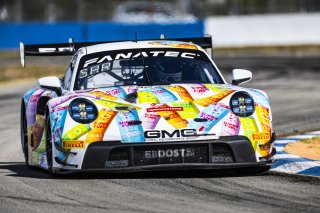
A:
205;13;320;47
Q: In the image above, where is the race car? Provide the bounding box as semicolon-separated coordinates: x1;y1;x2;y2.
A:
20;36;276;175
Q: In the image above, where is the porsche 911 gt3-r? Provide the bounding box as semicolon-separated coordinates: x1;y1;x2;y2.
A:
20;36;276;175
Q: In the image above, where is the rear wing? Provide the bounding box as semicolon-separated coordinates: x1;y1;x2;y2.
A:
20;35;213;67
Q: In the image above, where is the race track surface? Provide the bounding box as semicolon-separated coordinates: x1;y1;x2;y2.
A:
0;56;319;212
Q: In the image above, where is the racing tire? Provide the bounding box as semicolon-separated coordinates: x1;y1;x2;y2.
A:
45;114;57;176
20;101;30;167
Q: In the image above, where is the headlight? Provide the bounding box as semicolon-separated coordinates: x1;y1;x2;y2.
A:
69;98;98;123
230;92;255;117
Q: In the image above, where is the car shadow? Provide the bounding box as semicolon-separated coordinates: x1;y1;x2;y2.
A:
0;162;52;179
0;162;270;180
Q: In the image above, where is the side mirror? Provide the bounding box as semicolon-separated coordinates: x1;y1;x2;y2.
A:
232;69;252;85
38;76;62;96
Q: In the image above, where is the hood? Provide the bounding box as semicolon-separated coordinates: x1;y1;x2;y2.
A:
52;83;272;144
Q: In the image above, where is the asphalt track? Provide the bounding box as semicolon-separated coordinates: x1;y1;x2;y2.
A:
0;56;320;212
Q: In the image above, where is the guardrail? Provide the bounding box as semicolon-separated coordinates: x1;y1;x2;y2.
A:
0;21;204;49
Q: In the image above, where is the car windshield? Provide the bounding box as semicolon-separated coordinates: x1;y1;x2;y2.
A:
75;48;223;90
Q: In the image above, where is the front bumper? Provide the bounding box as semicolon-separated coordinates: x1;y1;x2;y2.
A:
57;135;275;173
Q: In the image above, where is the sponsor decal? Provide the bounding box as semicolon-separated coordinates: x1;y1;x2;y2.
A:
251;132;271;141
239;117;259;151
167;85;193;102
62;140;85;149
256;104;271;133
220;112;240;136
144;129;196;142
116;109;144;142
194;90;235;107
38;153;47;168
148;41;198;50
141;111;161;129
191;85;207;93
83;51;197;68
80;62;112;79
156;104;188;129
255;104;272;156
147;107;183;112
138;91;159;104
86;109;117;143
63;124;92;140
188;104;229;134
119;120;141;127
212;156;233;163
171;102;199;119
51;105;69;112
106;160;129;168
144;148;195;159
38;47;73;53
26;89;45;126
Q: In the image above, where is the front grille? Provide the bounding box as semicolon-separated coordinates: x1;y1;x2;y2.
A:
105;143;234;168
82;136;256;170
108;148;129;161
211;144;234;163
106;148;130;168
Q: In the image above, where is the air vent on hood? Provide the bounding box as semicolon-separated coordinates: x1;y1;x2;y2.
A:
124;92;138;103
194;118;208;122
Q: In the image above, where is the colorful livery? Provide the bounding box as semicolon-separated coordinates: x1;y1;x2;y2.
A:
20;36;276;175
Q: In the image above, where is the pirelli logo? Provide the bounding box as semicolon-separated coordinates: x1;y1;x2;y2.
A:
251;133;271;141
62;140;85;149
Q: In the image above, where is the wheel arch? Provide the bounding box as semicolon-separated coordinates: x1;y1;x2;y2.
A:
37;96;50;116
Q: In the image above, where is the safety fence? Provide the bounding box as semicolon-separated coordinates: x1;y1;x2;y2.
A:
0;21;204;49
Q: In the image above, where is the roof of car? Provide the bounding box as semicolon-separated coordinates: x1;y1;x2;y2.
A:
84;40;202;54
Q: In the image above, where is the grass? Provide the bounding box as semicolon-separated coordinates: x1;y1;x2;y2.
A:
284;137;320;161
299;137;320;144
0;50;66;83
214;44;320;56
0;51;20;58
0;64;65;83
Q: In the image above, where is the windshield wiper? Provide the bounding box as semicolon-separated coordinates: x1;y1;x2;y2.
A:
140;52;152;85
